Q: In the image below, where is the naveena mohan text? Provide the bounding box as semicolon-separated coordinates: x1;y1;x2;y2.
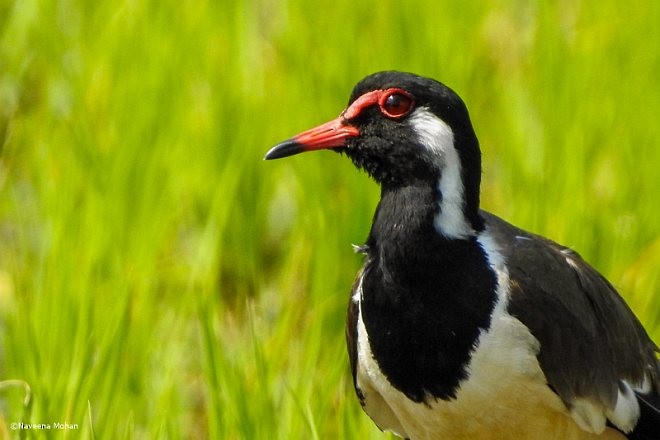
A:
10;421;79;430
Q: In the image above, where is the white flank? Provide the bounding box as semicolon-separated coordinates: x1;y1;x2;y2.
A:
605;381;640;433
408;108;474;239
570;398;607;434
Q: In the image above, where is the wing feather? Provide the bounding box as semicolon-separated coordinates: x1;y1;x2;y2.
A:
481;211;659;431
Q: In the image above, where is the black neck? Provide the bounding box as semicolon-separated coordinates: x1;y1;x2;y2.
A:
360;182;497;402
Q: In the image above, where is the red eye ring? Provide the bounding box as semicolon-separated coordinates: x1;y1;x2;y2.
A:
378;89;414;119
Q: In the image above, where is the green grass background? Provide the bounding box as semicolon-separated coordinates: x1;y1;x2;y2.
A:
0;0;658;438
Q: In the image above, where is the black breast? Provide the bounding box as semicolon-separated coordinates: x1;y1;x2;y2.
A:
360;184;497;402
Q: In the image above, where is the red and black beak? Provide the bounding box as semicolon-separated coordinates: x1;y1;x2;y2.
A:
264;116;360;160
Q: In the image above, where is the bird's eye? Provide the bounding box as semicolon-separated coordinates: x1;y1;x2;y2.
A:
379;89;414;119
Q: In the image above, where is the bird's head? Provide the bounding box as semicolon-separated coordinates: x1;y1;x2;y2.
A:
266;71;484;235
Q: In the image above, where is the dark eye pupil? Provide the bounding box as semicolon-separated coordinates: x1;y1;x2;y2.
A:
380;91;413;118
386;94;402;109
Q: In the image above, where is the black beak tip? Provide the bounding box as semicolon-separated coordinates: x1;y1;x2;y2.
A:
264;139;303;160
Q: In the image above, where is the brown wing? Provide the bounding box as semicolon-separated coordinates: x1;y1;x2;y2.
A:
481;211;659;415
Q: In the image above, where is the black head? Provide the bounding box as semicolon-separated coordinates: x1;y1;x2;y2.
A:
265;71;483;230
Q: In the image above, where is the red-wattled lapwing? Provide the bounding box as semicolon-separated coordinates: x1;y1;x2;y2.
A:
264;71;659;440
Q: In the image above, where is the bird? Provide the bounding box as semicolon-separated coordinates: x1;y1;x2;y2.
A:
264;71;660;440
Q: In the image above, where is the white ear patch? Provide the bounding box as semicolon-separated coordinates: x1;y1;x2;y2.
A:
408;108;474;239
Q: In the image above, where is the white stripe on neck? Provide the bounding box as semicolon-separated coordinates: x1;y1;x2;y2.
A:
409;108;474;239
